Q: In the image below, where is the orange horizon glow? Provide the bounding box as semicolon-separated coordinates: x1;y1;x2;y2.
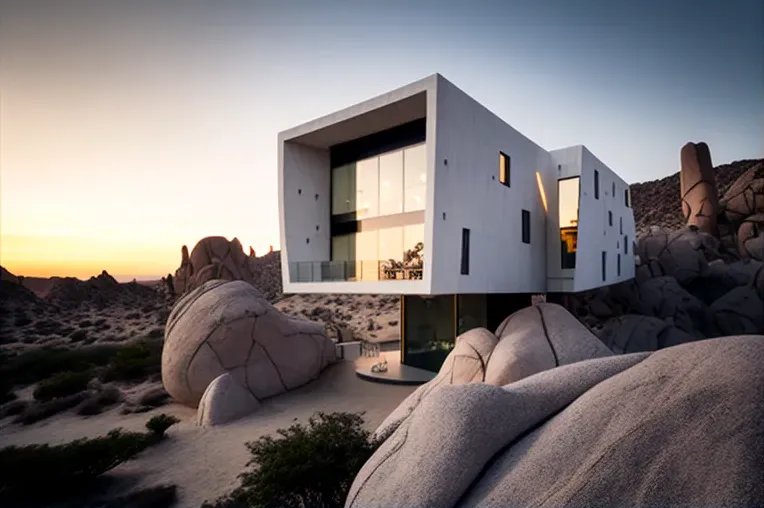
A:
0;233;280;282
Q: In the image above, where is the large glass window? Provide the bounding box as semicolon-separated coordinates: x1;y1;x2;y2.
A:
457;294;487;335
404;144;426;212
404;223;425;279
403;295;455;372
559;177;580;269
355;158;379;219
356;230;379;281
379;150;404;216
379;227;404;280
331;164;356;215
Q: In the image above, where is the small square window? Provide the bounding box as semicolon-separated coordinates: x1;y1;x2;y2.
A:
461;228;470;275
499;152;511;187
521;210;531;244
594;170;600;200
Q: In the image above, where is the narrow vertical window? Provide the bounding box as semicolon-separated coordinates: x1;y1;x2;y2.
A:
594;170;600;200
608;210;613;227
601;251;607;281
461;228;470;275
521;209;531;244
612;181;615;197
624;235;629;254
624;188;630;207
620;216;623;234
617;254;621;276
499;152;510;187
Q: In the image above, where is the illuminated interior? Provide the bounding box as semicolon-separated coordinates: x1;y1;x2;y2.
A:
558;176;580;269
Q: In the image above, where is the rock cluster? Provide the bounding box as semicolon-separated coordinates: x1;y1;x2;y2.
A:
349;318;764;508
572;146;764;353
172;237;283;302
161;279;335;425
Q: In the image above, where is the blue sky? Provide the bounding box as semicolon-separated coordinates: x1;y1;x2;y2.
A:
1;0;762;278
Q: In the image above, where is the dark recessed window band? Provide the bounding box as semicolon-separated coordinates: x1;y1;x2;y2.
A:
331;210;425;236
330;118;426;169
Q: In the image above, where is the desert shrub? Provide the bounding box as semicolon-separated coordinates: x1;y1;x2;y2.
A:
89;483;178;508
33;370;93;402
14;392;88;425
125;311;141;320
0;346;119;387
145;413;180;438
0;399;28;418
79;319;93;328
99;340;162;383
0;428;152;504
69;328;89;342
147;327;164;339
202;412;379;508
76;385;123;416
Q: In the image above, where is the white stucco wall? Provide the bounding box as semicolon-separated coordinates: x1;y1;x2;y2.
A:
429;75;553;294
278;73;635;296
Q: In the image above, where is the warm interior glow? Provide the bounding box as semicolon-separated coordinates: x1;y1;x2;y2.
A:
536;172;548;213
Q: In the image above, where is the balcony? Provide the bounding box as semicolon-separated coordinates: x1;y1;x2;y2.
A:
289;260;424;283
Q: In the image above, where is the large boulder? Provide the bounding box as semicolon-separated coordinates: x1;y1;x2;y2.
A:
162;279;335;422
680;142;718;235
636;227;720;285
374;304;611;442
596;314;697;353
348;335;764;508
719;162;764;224
706;286;764;337
173;236;259;296
737;213;764;261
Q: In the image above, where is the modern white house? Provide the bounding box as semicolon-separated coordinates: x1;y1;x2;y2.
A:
278;73;635;372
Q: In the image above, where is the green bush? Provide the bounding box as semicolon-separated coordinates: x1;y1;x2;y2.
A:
33;371;93;402
14;392;88;425
0;346;119;387
145;413;180;438
0;428;151;504
99;341;162;383
203;412;379;508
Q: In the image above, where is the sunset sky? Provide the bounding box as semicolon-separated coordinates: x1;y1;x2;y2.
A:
1;0;762;281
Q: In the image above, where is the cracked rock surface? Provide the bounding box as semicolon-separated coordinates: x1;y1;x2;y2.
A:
161;279;335;423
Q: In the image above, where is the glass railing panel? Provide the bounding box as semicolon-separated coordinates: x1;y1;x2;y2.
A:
289;260;423;282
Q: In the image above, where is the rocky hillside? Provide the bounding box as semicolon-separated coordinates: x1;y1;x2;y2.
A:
630;158;762;237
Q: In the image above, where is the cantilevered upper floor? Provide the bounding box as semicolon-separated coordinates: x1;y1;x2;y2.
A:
278;73;635;295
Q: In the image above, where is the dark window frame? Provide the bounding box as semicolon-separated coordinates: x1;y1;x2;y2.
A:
521;209;531;244
594;170;600;200
612;181;615;197
608;210;613;227
624;188;630;207
499;152;511;187
601;251;607;281
624;235;629;254
461;228;470;275
617;254;621;276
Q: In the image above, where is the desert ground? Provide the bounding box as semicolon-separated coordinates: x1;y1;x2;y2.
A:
1;157;762;507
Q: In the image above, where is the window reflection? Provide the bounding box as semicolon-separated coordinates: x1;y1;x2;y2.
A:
355;158;379;219
559;177;580;269
404;144;426;212
331;163;356;215
379;150;404;216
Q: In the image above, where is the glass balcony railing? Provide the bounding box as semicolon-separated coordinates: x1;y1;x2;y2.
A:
289;260;424;283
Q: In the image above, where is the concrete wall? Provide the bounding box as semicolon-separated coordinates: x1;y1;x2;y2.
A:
574;146;635;292
430;75;554;294
547;146;583;292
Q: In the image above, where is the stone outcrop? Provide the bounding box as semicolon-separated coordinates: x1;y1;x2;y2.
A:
348;335;764;508
680;142;718;235
162;279;335;424
571;147;764;347
172;237;283;302
373;303;612;442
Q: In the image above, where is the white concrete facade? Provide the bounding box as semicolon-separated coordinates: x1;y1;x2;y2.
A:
278;74;635;295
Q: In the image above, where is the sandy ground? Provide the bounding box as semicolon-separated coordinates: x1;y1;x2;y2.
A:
0;359;415;508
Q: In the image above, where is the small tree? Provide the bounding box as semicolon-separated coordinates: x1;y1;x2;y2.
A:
204;411;379;508
146;413;180;439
